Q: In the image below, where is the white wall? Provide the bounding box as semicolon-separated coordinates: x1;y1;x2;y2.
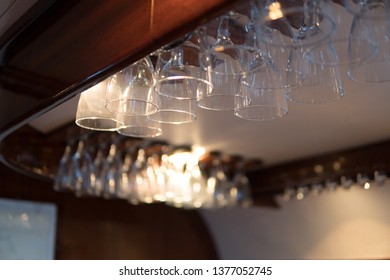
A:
200;182;390;259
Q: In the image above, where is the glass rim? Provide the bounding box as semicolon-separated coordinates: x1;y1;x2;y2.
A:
148;109;197;124
196;94;248;111
234;105;288;121
117;125;162;138
155;76;214;100
286;86;345;104
105;99;159;116
75;117;122;131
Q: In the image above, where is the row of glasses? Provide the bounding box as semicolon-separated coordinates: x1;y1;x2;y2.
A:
282;169;388;201
74;0;390;134
53;134;253;209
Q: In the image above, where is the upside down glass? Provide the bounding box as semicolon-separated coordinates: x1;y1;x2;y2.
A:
155;36;213;100
197;14;249;111
345;0;390;82
75;78;123;131
105;57;159;116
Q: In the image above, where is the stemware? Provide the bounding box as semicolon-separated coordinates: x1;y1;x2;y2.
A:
234;11;288;120
307;0;376;66
154;36;213;100
207;152;233;208
287;46;345;103
147;92;197;124
345;0;390;82
258;0;344;104
105;57;159;116
231;159;253;207
128;146;155;204
53;137;76;192
91;135;110;197
256;1;336;88
197;14;249;111
100;135;123;199
68;136;95;197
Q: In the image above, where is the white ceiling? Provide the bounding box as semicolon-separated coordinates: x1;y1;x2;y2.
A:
28;2;390;166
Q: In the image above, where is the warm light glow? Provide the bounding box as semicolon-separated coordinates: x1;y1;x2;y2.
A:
168;151;193;169
192;145;206;158
268;2;283;20
214;46;225;52
364;182;371;190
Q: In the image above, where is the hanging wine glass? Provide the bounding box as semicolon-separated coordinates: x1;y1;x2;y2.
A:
306;0;376;66
119;140;137;200
207;152;233;208
107;136;124;199
287;45;345;103
231;158;253;207
235;9;288;120
164;146;194;208
154;35;213;100
197;14;249;111
53;137;76;192
128;146;155;204
106;57;159;116
345;0;390;82
90;134;110;197
69;135;95;197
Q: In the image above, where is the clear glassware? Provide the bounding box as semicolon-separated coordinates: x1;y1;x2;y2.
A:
187;159;209;208
307;0;376;66
345;0;390;82
155;39;213;100
101;135;123;199
164;146;194;208
287;45;345;103
147;92;197;124
256;0;336;90
263;1;345;104
231;160;253;207
197;14;248;111
128;146;154;204
117;114;162;138
234;15;289;120
105;57;159;116
208;153;233;208
75;78;122;131
119;141;137;200
91;137;109;197
53;138;76;192
69;136;94;197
